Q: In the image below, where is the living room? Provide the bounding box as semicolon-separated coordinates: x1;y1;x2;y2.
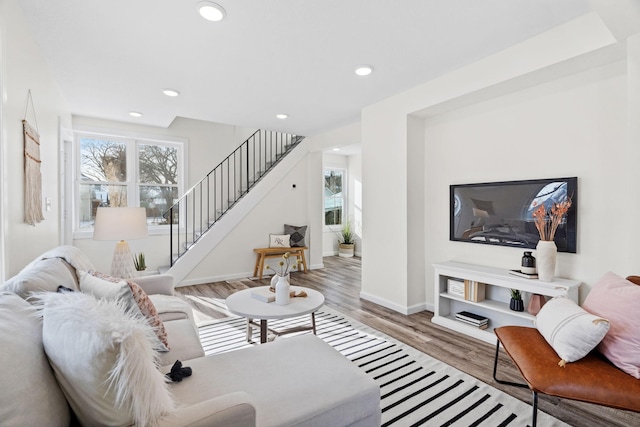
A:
2;1;640;426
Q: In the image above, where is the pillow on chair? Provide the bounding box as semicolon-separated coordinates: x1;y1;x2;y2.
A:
534;296;610;366
582;272;640;378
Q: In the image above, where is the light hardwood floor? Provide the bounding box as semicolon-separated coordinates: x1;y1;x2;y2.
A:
176;256;639;427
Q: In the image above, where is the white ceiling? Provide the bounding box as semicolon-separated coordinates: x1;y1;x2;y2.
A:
16;0;592;136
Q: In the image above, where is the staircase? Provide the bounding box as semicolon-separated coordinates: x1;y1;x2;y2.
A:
162;130;304;272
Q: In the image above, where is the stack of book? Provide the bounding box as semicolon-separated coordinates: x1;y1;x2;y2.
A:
455;311;489;330
251;288;275;303
463;280;486;302
509;269;539;279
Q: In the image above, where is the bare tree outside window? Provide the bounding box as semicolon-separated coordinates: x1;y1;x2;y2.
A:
138;144;179;224
77;136;181;229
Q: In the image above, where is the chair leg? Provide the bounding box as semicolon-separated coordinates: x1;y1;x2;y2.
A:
492;339;528;388
532;391;538;427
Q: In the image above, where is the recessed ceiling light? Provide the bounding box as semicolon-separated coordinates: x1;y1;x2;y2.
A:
276;114;288;119
198;1;226;22
354;65;374;76
129;111;143;118
332;148;340;151
162;88;180;97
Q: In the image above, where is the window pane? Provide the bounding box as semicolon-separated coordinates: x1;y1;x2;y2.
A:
139;144;178;185
139;185;178;225
325;205;342;225
324;170;342;194
324;169;344;226
80;138;127;182
78;184;127;229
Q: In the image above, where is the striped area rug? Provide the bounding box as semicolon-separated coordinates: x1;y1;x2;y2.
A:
198;307;567;427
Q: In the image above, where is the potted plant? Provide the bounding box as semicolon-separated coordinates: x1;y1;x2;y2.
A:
338;219;355;258
133;252;147;272
509;289;524;312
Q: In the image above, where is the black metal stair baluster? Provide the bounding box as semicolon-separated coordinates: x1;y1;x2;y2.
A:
163;130;303;266
169;206;173;266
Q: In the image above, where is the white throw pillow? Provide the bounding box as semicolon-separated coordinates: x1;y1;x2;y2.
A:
0;292;70;426
1;257;78;298
78;270;170;351
269;233;291;248
534;296;610;365
36;291;175;427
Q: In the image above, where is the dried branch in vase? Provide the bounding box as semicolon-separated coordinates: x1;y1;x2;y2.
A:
532;198;572;241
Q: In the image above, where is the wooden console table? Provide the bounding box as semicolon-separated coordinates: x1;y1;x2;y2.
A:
253;247;308;279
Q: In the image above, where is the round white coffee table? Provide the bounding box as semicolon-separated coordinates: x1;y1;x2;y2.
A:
225;286;325;344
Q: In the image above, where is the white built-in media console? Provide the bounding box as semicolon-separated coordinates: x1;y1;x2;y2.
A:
432;261;581;344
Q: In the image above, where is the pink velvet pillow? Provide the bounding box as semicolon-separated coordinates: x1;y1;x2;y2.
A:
582;272;640;378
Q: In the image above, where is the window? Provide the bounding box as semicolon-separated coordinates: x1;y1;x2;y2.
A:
324;168;345;226
74;132;183;233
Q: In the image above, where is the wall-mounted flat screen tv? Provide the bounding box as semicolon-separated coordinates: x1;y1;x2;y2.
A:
450;177;577;253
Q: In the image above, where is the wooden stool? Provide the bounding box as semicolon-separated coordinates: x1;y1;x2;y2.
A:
253;247;308;279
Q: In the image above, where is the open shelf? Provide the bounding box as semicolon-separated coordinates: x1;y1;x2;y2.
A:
433;261;581;344
439;292;535;321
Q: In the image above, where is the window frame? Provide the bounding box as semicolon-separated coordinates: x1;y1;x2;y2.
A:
71;128;186;239
323;167;346;230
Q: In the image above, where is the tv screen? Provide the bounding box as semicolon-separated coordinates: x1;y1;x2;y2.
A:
450;177;577;253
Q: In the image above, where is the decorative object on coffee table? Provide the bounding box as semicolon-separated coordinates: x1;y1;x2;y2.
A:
274;276;290;305
532;196;572;281
509;289;524;312
266;252;300;305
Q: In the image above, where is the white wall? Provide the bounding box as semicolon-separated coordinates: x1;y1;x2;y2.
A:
0;0;72;278
424;60;627;304
347;152;362;256
361;13;629;313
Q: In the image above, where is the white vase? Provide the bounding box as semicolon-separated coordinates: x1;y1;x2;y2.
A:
536;240;557;282
275;275;291;305
270;274;290;288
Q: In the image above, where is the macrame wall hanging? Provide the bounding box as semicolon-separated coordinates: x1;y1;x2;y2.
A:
23;90;45;226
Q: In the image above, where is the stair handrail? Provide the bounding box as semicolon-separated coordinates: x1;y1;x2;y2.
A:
162;129;304;266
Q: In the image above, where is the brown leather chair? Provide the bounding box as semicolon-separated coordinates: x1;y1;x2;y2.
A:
493;276;640;426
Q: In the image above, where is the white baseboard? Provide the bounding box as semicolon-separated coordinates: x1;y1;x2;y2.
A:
359;291;432;315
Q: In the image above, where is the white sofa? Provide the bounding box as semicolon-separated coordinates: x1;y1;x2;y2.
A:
0;246;381;426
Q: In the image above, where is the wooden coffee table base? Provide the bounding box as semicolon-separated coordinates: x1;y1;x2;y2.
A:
246;313;317;344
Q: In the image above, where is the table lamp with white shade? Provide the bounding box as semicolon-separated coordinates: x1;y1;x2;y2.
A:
93;207;148;279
